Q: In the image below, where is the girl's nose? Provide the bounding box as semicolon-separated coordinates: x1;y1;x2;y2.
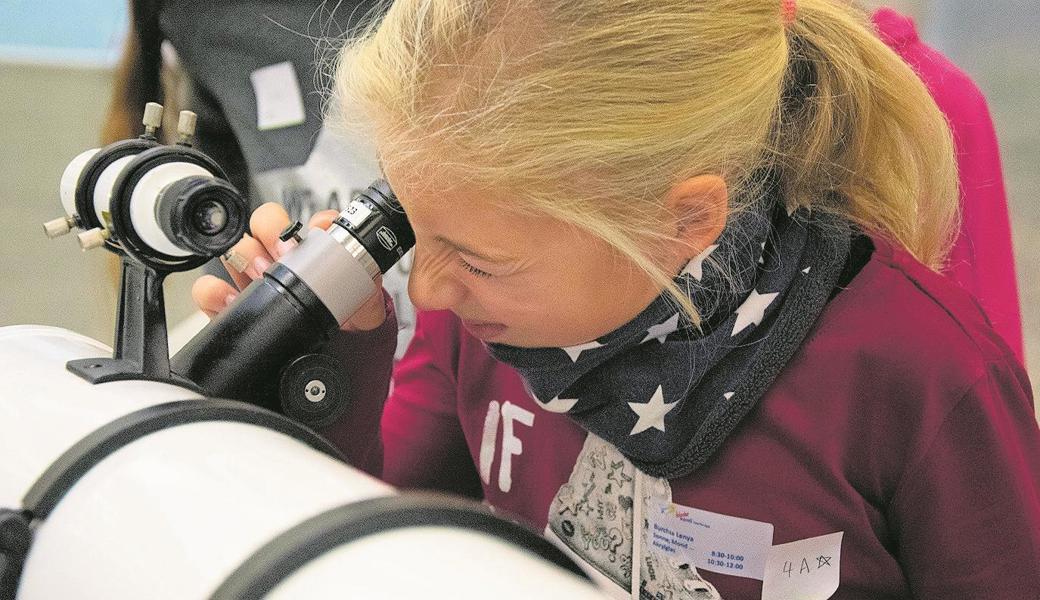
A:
407;246;466;312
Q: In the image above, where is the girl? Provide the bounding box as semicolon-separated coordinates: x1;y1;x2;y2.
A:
195;0;1040;598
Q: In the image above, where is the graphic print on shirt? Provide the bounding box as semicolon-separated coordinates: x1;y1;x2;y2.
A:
478;400;536;493
546;434;721;599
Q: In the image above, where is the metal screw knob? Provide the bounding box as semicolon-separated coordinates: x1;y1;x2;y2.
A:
42;215;76;238
279;221;304;243
142;102;164;137
77;227;110;251
177;110;197;144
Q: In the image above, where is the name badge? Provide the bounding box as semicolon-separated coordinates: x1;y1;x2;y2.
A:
649;499;774;580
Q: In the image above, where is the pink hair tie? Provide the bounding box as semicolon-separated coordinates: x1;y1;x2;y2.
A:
781;0;797;27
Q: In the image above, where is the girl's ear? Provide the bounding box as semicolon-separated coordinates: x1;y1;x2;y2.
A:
664;174;728;267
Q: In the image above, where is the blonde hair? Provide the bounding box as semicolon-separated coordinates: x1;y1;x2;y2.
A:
329;0;958;323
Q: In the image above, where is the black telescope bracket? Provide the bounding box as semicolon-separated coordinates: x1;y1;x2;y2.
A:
65;254;203;392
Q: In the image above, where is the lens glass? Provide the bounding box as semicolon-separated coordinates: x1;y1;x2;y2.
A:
192;199;228;235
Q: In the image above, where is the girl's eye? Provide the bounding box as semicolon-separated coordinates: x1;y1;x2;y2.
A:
458;257;493;278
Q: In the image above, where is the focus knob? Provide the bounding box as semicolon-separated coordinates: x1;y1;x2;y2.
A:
278;354;350;430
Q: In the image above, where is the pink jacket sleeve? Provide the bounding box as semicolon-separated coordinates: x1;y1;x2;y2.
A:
381;310;483;498
873;8;1025;362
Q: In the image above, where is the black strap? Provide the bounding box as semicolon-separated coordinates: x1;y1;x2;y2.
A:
23;399;344;519
0;509;32;600
213;493;591;598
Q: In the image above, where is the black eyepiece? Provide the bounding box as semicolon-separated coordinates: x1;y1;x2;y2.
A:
156;176;247;257
191;199;229;235
333;179;415;273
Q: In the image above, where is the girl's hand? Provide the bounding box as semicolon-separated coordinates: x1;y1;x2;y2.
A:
191;203;387;331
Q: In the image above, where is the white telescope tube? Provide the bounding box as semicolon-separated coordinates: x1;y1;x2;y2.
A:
0;326;605;599
0;325;202;507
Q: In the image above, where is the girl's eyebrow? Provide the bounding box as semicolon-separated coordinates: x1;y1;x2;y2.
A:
434;234;513;264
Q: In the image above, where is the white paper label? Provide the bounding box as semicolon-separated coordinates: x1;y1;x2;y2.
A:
761;532;843;600
250;61;306;130
649;500;774;580
342;200;374;229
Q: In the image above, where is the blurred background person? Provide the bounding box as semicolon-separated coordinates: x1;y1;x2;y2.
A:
865;0;1024;362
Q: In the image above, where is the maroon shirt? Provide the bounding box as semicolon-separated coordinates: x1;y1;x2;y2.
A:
325;235;1039;599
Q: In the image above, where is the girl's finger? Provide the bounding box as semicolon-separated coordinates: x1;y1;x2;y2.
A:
249;203;294;259
308;209;340;231
343;275;386;331
192;274;239;318
221;234;272;290
345;290;387;331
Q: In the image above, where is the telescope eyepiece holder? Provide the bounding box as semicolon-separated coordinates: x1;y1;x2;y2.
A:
50;104;249;390
47;103;415;434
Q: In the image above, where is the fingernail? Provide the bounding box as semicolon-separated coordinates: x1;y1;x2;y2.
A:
224;293;238;307
247;256;271;279
275;239;297;259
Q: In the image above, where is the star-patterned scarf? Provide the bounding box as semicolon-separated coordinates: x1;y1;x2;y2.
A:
486;195;852;479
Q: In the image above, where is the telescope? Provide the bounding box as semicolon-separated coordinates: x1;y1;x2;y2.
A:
0;327;601;599
0;103;607;599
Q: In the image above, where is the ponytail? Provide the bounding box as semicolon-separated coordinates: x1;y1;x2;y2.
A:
774;0;959;268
